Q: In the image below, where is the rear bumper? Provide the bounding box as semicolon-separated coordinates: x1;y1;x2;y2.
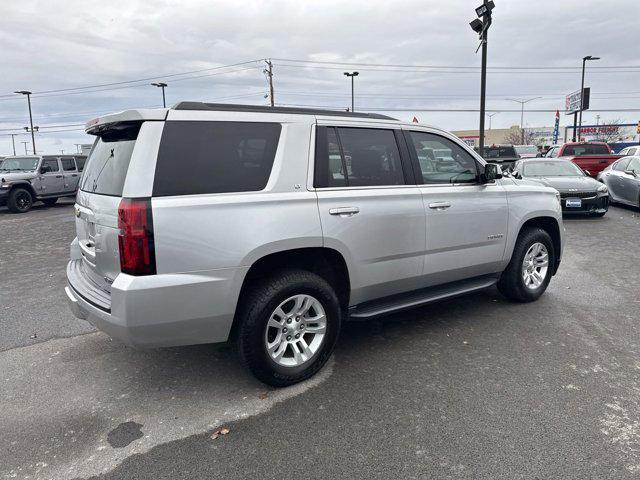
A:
66;258;247;347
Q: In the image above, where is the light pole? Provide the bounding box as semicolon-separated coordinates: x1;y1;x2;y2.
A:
21;141;29;155
487;112;499;130
14;91;36;154
343;72;359;112
470;0;495;157
505;97;541;144
151;82;168;108
578;55;600;140
9;133;17;155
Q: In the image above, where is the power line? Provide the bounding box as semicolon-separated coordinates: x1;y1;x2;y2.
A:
0;60;264;98
272;57;640;70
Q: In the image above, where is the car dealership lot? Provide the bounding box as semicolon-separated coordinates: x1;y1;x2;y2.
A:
1;202;640;479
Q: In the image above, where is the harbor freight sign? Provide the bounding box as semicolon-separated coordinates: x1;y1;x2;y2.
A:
565;88;590;114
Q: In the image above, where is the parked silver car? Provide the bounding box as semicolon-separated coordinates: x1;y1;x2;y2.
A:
0;155;86;213
65;103;564;386
597;156;640;209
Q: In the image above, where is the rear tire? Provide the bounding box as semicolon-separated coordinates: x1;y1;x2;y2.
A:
236;269;341;387
42;197;58;206
498;227;555;303
7;188;33;213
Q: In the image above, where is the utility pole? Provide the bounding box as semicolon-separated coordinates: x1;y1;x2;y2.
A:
9;134;17;155
60;149;65;154
151;82;168;108
265;59;275;107
21;141;29;155
578;55;600;140
343;72;359;112
505;97;541;144
470;0;495;157
14;91;36;154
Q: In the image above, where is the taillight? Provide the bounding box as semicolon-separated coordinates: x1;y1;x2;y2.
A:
117;198;156;276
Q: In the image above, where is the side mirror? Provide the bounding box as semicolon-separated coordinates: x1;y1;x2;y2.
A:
482;163;502;183
624;169;638;177
536;153;543;158
584;170;591;177
40;166;47;174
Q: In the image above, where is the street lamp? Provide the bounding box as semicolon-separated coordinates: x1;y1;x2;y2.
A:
343;72;359;112
505;97;541;144
469;0;495;156
151;82;168;108
486;112;499;130
578;56;600;140
14;91;36;155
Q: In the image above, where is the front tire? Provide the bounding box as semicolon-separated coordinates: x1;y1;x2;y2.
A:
498;227;555;303
7;188;33;213
236;269;341;387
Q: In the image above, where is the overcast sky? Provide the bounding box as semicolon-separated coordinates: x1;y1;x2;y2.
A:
1;0;638;155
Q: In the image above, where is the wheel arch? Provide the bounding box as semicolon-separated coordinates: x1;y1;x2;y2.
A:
230;247;351;339
8;181;37;198
517;216;562;274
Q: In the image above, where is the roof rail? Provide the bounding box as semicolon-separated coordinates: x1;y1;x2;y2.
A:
172;102;396;120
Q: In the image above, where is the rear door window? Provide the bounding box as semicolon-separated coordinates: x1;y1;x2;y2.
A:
61;158;76;171
562;144;610;156
75;156;86;172
314;127;406;188
153;121;282;196
80;122;141;196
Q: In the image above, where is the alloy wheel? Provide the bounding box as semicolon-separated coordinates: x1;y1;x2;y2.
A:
264;294;327;367
522;242;549;289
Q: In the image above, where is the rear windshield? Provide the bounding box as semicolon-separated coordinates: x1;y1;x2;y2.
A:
153;121;282;197
515;146;538;155
562;144;610;156
80;122;141;196
482;146;517;159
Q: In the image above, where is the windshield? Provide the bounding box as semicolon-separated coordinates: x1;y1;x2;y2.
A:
515;146;538;155
0;157;39;171
483;146;517;159
562;144;610;156
523;160;583;177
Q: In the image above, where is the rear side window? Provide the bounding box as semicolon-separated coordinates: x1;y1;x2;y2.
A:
61;158;76;171
80;122;141;196
153;121;282;196
314;127;405;187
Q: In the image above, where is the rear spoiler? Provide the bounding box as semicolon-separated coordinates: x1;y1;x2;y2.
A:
85;109;168;135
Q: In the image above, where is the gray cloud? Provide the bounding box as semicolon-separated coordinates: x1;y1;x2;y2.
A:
1;0;638;155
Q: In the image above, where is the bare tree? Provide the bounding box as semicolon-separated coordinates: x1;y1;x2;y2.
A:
503;128;535;145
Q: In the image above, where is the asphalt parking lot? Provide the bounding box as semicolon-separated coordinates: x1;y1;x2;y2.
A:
1;201;639;479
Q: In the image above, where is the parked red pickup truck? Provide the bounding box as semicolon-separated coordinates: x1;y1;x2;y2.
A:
544;142;622;177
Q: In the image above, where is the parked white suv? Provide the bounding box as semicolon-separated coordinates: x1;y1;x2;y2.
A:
66;103;564;386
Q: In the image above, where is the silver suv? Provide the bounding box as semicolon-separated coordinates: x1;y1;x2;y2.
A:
65;103;564;386
0;155;86;213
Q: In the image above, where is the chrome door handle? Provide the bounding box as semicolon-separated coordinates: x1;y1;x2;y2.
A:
329;207;360;216
428;201;451;210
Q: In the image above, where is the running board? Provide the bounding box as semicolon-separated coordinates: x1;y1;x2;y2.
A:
348;275;498;320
